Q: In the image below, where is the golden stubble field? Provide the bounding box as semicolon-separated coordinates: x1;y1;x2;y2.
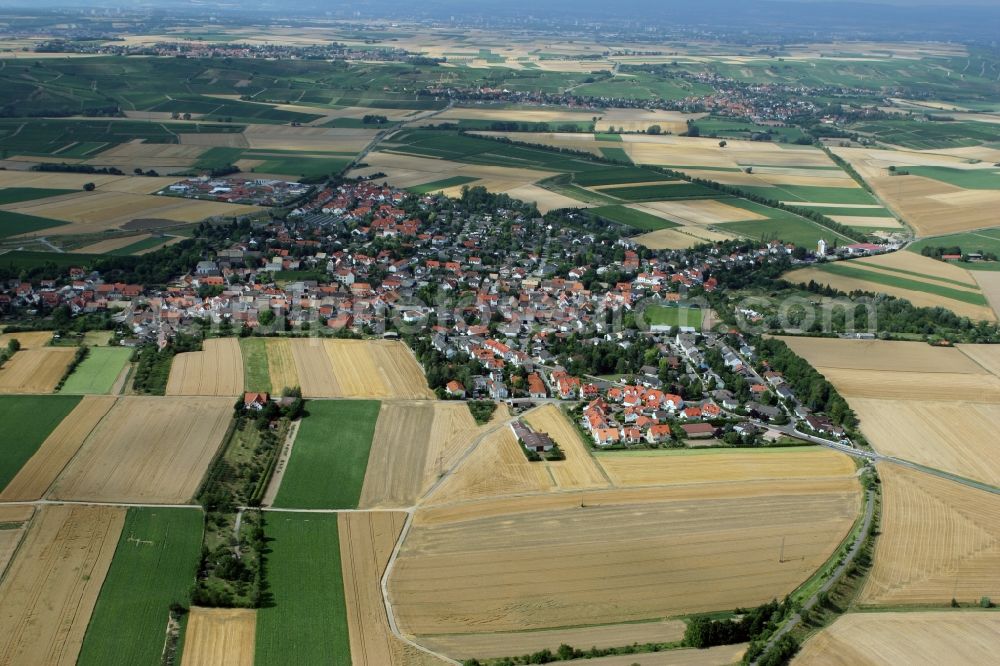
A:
290;339;434;400
167;338;245;396
0;505;125;666
394;442;859;645
359;401;480;509
0;395;117;501
794;611;1000;665
861;465;1000;606
180;608;257;666
778;336;1000;486
338;511;446;666
0;347;76;393
47;396;233;503
522;404;609;490
390;481;860;636
783;252;996;322
830;146;1000;236
3;190;259;236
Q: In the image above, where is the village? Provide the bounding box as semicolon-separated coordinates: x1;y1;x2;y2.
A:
0;179;863;455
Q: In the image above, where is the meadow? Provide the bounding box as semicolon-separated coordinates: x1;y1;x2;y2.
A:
272;399;380;509
59;347;131;394
255;513;351;665
77;508;203;666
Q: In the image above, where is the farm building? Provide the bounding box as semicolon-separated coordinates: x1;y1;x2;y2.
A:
511;421;556;452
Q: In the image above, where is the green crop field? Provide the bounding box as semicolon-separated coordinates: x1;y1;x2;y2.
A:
0;210;68;238
0;250;101;273
814;262;989;306
0;187;76;205
108;235;178;256
599;182;718;200
272;399;380;509
0;395;80;490
794;205;894;217
598;146;632;163
240;338;271;393
736;184;880;206
571;166;664;187
693;116;808;142
718;215;849;247
255;513;351;666
645;305;704;328
909;229;1000;257
407;176;479;194
594;132;623;142
904;166;1000;190
77;508;203;666
589;205;680;231
59;347;131;394
850;119;1000;149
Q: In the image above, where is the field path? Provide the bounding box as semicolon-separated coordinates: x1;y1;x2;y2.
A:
261;420;300;507
753;488;875;664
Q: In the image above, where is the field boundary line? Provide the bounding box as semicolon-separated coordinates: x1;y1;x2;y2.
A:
0;506;34;586
379;508;461;665
39;395;120;501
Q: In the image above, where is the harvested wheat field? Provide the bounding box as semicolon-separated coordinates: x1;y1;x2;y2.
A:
0;347;76;394
861;465;1000;606
338;512;445;666
598;447;855;488
781;266;994;321
48;396;233;503
856;251;979;286
0;505;125;666
265;338;299;393
180;608;256;666
419;620;686;661
776;336;986;374
423;426;555;505
523;404;608;489
622;134;833;170
816;367;1000;401
631;199;766;225
0;330;52;349
166;338;244;396
288;339;432;399
243;124;375;153
971;269;1000;321
390;483;859;634
850;400;1000;486
831;146;1000;236
5;191;259;236
595;109;704;134
633;227;738;249
72;233;154;254
359;401;480;509
794;611;1000;666
0;395;117;501
957;341;1000;376
0;506;33;577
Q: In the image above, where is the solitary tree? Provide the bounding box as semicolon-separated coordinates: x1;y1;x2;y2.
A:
719;140;727;148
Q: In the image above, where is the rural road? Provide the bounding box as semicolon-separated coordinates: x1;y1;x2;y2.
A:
753;488;876;665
